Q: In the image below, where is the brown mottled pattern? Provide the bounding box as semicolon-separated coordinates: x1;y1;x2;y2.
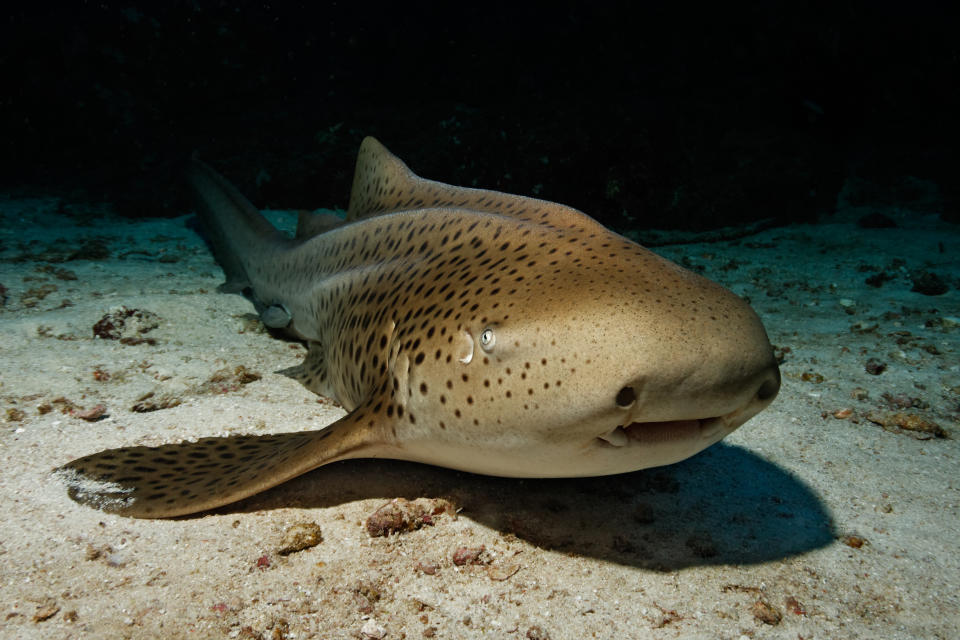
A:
61;413;368;518
57;138;780;518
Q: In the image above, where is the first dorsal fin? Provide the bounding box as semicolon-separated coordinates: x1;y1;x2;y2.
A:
346;137;593;230
347;137;424;221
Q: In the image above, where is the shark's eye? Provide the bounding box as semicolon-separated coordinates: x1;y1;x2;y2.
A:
479;328;496;352
615;386;636;408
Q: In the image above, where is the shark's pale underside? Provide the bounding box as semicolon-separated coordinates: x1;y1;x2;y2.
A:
58;137;781;518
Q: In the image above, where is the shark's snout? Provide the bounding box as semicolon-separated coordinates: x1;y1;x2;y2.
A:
597;342;781;455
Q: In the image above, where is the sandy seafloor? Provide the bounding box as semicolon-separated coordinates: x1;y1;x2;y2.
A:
0;191;957;640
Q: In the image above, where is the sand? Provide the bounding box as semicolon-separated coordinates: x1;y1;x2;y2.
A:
0;192;957;639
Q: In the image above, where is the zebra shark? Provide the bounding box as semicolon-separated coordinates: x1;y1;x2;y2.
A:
57;137;780;518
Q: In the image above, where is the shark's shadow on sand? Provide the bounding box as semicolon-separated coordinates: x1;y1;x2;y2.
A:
206;441;833;570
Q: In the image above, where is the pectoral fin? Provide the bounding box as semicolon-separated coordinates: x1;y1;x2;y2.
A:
56;410;376;518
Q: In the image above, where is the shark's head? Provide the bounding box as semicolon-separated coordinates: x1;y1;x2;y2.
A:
385;210;780;478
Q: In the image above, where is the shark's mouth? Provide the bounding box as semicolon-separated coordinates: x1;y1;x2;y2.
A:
596;416;729;447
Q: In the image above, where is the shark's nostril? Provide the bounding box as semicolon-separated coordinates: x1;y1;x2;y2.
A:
615;386;636;408
756;367;781;402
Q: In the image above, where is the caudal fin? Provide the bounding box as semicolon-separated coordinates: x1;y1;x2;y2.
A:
56;416;371;518
187;157;290;293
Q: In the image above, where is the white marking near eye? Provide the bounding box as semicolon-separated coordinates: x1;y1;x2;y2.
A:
458;330;474;364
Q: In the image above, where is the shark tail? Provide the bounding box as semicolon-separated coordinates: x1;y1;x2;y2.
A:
187;156;291;293
56;413;373;518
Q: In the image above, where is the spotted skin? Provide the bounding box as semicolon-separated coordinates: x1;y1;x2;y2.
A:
57;137;780;518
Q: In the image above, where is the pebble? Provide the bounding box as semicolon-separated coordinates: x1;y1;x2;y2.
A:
276;522;323;555
360;619;386;639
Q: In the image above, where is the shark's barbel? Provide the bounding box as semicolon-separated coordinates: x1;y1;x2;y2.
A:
57;137;780;518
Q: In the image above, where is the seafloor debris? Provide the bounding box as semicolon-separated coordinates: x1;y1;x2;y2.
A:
487;562;521;581
772;345;790;363
930;316;960;331
50;397;79;414
67;238;111;262
751;599;782;625
32;600;59;623
235;626;262;639
880;392;924;410
71;404;107;421
910;269;949;296
85;543;127;567
235;313;270;334
276;522;323;555
865;271;895;288
415;560;439;575
198;365;262;394
526;625;551;640
785;596;807;616
21;284;58;307
865;411;949;439
35;264;77;280
360;619;386;639
451;545;488;566
365;498;454;537
352;580;382;613
92;306;160;344
850;320;879;333
131;391;182;413
864;358;887;375
842;534;867;549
